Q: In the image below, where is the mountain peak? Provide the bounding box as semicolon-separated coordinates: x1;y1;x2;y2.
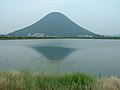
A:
48;12;65;16
8;12;98;37
43;12;68;20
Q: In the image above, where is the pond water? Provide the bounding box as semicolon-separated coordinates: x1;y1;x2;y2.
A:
0;39;120;76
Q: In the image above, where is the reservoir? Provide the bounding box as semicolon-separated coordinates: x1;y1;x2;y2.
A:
0;39;120;76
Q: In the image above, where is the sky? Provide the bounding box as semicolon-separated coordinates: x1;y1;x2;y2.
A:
0;0;120;35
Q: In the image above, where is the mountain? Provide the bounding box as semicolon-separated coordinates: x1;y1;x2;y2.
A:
8;12;99;37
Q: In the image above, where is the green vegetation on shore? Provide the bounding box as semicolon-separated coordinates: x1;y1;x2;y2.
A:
0;36;120;40
0;71;94;90
0;71;120;90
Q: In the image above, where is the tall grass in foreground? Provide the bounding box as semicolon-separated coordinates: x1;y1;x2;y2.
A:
94;76;120;90
0;71;120;90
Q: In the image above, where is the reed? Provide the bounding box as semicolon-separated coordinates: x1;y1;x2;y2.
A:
0;70;120;90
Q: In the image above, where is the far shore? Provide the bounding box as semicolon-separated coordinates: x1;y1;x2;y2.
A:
0;36;120;40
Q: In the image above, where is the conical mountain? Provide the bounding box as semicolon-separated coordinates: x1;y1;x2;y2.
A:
8;12;98;37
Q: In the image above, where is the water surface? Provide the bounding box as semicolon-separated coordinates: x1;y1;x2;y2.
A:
0;39;120;76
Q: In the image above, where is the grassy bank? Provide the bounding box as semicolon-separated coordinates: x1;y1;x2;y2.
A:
0;71;120;90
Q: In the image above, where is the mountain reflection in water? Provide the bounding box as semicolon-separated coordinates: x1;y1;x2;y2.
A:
31;46;75;60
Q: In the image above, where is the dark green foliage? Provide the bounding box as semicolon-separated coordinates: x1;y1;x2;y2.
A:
0;36;120;40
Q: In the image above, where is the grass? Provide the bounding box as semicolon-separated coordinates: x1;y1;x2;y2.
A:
0;71;94;90
94;76;120;90
0;70;120;90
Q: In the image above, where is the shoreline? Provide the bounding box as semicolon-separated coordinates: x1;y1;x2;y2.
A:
0;36;120;40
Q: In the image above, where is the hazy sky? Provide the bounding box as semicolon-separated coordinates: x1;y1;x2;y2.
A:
0;0;120;35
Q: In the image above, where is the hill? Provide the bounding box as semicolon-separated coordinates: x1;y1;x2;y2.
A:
8;12;98;37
